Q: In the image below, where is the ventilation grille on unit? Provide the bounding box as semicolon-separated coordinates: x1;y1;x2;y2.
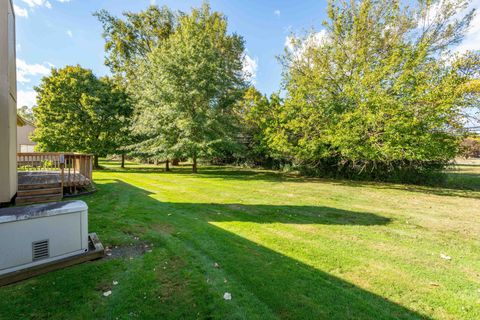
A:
32;240;50;261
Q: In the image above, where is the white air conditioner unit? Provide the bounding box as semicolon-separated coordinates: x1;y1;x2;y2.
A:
0;201;89;276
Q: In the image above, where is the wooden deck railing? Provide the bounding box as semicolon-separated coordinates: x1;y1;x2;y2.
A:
17;152;93;191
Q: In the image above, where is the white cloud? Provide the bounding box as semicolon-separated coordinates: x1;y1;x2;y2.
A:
284;35;295;52
242;53;258;84
285;30;328;55
13;4;29;18
17;90;38;108
66;30;73;38
418;0;480;54
57;0;71;2
16;58;51;83
454;2;480;54
274;9;280;17
20;0;52;9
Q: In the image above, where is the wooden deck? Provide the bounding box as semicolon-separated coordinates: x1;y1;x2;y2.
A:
18;171;91;188
16;153;94;205
17;171;93;205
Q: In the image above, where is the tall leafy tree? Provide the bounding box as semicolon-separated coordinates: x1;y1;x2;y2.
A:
233;87;285;166
95;5;177;168
94;6;176;84
32;65;133;168
273;0;480;180
134;3;246;173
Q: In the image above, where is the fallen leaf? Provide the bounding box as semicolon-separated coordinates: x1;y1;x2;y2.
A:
440;253;452;260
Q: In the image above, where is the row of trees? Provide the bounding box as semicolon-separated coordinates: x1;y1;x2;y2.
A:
31;1;479;181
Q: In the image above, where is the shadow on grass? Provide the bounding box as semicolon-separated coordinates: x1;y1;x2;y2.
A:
99;161;480;200
85;179;427;319
332;166;480;200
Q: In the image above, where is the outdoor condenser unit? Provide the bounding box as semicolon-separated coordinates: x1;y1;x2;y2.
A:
0;201;93;277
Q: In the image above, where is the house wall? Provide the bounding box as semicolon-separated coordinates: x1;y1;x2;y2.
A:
0;0;18;204
17;123;37;152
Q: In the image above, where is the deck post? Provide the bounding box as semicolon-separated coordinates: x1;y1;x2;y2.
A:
73;154;77;194
59;154;65;198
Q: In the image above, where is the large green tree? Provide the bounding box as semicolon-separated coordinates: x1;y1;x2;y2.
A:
133;3;246;173
95;5;177;169
32;65;133;167
94;6;176;85
233;87;286;167
272;0;480;180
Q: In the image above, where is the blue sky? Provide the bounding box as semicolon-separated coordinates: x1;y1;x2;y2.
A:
12;0;480;110
13;0;330;107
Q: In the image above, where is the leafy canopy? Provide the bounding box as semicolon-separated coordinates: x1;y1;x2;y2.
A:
132;3;246;172
94;6;176;84
32;65;133;160
272;0;480;178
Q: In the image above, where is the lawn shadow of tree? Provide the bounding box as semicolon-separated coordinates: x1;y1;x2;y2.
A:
100;162;480;200
86;179;428;319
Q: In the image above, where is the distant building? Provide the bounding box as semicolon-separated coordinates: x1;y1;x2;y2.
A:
16;114;36;153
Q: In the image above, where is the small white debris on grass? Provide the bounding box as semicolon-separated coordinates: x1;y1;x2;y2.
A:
214;262;220;268
223;292;232;300
103;291;112;297
440;253;452;260
113;281;118;286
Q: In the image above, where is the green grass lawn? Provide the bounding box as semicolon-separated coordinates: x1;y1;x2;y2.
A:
1;160;479;319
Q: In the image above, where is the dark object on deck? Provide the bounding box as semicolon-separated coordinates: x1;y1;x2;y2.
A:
0;233;104;287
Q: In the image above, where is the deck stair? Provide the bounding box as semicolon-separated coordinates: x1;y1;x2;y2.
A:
16;183;62;205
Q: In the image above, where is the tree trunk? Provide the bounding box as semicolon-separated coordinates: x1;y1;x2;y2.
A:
94;155;99;169
192;155;197;173
165;159;170;172
154;159;158;166
121;154;125;169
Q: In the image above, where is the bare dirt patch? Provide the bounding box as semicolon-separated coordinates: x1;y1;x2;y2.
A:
105;243;152;260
